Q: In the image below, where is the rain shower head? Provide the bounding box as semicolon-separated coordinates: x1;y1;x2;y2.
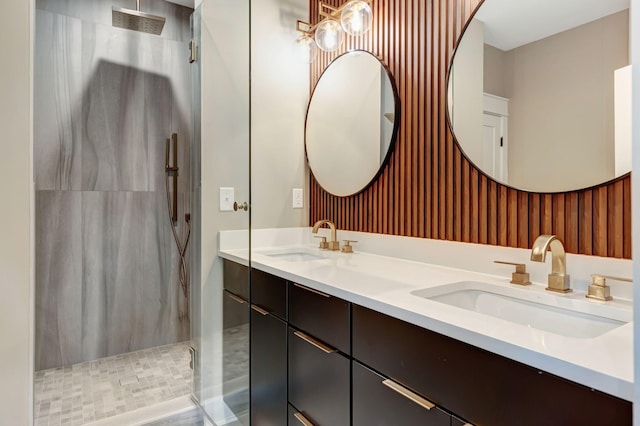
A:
112;0;166;35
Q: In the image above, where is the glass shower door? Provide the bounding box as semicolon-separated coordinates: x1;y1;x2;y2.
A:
190;0;251;424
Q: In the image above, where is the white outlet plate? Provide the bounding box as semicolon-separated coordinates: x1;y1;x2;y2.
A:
220;187;234;211
293;188;303;208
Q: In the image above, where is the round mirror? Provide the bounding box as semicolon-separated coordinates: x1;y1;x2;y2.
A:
306;50;400;196
447;0;630;192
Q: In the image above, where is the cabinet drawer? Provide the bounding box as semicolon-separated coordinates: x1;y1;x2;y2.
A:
352;305;631;426
223;259;249;299
353;361;450;426
288;404;315;426
451;416;471;426
250;307;287;425
223;289;249;330
288;327;350;426
288;282;350;354
222;290;249;416
251;268;287;320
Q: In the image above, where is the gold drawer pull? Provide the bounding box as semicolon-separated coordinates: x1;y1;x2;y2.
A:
382;379;435;411
227;292;247;304
293;412;315;426
294;283;330;298
250;304;269;315
293;331;336;354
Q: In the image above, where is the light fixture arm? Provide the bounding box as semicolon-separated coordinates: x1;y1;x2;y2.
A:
296;20;316;36
295;0;374;57
319;1;340;19
296;0;373;36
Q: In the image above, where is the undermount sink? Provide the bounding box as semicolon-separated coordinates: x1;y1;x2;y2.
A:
411;281;631;339
258;249;327;262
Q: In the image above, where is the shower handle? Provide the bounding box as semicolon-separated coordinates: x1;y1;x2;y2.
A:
165;135;179;222
164;138;178;176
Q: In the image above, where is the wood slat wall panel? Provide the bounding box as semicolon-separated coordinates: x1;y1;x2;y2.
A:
307;0;631;258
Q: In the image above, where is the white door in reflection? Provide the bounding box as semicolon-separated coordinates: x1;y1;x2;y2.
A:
482;113;507;183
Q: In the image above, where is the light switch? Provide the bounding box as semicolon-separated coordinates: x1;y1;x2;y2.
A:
293;188;303;208
220;187;234;211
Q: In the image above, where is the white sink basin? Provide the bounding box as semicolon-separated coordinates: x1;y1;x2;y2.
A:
257;249;327;262
411;281;631;339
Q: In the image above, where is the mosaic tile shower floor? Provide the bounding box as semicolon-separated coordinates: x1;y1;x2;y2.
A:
34;342;192;426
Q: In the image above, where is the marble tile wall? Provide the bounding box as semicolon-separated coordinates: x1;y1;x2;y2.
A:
35;0;193;370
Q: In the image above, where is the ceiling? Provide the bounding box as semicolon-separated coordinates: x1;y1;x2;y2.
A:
474;0;629;51
165;0;195;8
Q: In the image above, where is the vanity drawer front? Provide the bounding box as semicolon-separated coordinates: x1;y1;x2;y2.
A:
223;259;249;300
451;416;470;426
250;306;287;426
251;268;287;320
352;304;631;426
288;327;350;426
288;282;350;354
289;404;315;426
352;361;450;426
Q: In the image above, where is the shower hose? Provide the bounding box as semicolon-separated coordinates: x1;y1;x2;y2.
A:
165;173;191;305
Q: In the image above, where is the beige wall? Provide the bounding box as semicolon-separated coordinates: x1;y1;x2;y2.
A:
251;0;309;227
486;10;629;192
0;0;33;424
483;44;509;98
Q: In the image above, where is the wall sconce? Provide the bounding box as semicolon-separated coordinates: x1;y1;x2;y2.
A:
295;0;373;62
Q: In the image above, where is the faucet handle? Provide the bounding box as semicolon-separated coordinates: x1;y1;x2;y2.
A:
494;261;531;286
587;274;632;301
313;235;329;250
341;240;358;253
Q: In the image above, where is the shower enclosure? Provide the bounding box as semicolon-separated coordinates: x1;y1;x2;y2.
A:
34;0;195;422
189;0;251;423
34;0;268;424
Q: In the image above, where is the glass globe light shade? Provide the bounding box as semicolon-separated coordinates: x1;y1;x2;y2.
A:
294;35;318;63
340;0;373;36
315;19;344;52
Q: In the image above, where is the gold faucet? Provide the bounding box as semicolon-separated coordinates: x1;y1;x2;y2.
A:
530;235;571;293
312;219;340;250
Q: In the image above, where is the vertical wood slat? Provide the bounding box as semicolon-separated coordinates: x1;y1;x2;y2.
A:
308;0;631;259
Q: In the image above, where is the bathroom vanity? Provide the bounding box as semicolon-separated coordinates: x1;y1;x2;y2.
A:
219;228;633;426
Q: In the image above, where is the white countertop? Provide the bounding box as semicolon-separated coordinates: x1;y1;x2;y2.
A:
218;235;634;402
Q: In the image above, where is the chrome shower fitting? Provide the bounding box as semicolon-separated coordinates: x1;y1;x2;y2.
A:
112;0;166;36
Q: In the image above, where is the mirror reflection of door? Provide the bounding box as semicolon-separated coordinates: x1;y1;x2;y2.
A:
482;93;509;182
483;113;507;183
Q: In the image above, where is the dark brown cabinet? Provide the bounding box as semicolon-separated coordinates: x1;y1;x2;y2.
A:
251;268;287;320
221;288;249;420
222;259;631;426
352;361;450;426
250;305;287;426
223;259;249;299
451;416;468;426
288;404;315;426
288;282;350;354
352;304;632;426
288;326;350;426
249;267;288;426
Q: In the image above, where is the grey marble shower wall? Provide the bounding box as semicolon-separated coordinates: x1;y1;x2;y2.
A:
35;0;193;370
